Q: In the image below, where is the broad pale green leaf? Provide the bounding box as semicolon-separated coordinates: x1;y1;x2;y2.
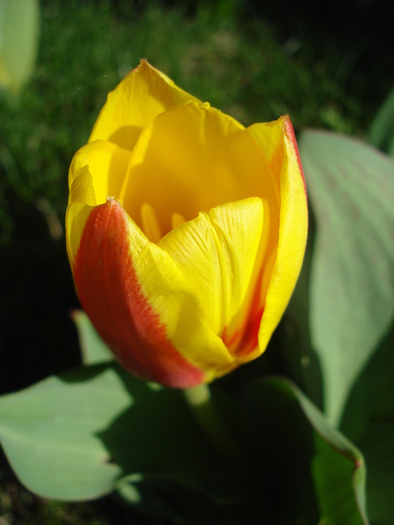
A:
299;130;394;424
368;89;394;156
242;377;368;525
0;0;40;91
0;363;257;504
72;310;114;365
0;366;130;500
0;363;369;523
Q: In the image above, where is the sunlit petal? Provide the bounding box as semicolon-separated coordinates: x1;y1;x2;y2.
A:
69;140;132;205
89;60;201;150
249;117;308;350
159;198;266;341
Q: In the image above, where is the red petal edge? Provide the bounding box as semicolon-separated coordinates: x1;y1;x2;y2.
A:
284;118;307;198
222;267;265;359
73;200;204;388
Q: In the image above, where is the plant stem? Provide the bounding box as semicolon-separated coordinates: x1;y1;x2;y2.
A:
183;383;238;459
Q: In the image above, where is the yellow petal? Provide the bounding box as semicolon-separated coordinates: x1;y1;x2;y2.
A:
248;117;308;350
171;212;186;229
68;140;132;205
140;202;163;244
66;140;132;267
120;101;280;245
88;60;201;150
158;198;267;341
66;201;93;270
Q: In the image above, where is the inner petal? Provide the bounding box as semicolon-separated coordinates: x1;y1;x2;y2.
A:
171;212;186;230
121;101;280;246
141;203;162;244
222;198;270;353
141;205;187;243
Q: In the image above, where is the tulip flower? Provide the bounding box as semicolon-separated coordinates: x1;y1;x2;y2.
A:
66;60;307;388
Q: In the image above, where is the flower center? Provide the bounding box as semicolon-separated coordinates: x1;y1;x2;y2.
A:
141;203;186;243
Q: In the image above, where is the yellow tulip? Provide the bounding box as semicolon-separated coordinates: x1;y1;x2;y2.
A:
66;60;308;387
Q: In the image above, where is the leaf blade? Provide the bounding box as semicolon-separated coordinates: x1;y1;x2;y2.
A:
242;377;368;525
299;130;394;424
0;365;129;500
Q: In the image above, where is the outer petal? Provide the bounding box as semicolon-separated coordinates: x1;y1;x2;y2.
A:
68;140;132;205
66;140;132;268
72;199;236;387
88;60;201;150
158;197;267;343
248;117;308;351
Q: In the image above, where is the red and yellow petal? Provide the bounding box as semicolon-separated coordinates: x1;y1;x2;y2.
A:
66;140;132;268
72;199;239;386
71;193;276;385
73;200;204;387
247;116;308;353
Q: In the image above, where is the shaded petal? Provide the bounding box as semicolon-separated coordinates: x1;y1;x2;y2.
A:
248;117;308;350
89;60;201;150
121;101;280;242
73;199;234;386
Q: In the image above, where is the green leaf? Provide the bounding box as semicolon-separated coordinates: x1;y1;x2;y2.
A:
0;365;130;500
71;310;114;365
340;322;394;524
0;0;40;91
0;363;256;504
299;130;394;424
281;225;324;410
0;359;370;524
0;363;369;523
340;322;394;443
358;421;394;524
368;89;394;156
242;377;368;525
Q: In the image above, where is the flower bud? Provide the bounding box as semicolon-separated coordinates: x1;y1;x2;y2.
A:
66;60;308;387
